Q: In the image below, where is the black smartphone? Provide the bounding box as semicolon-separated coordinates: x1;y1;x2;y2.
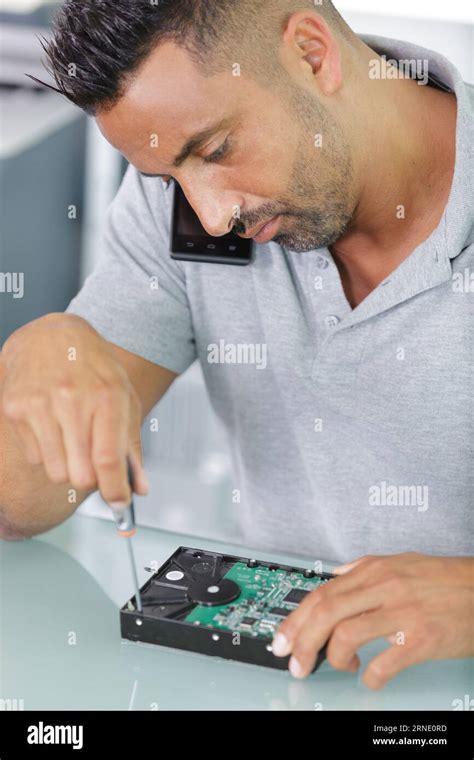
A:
170;181;253;265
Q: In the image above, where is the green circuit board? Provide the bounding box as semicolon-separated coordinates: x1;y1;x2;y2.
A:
184;562;330;639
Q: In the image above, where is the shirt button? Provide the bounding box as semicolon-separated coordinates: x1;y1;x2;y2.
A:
324;315;340;328
315;254;329;269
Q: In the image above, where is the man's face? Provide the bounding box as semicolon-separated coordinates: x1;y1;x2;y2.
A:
97;40;355;252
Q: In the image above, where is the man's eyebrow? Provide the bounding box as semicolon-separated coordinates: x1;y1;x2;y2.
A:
138;117;233;178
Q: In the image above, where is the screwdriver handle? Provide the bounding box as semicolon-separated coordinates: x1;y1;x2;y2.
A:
112;505;136;537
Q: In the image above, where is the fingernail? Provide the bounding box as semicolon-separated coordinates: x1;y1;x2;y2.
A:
272;632;291;657
289;656;305;678
109;501;128;512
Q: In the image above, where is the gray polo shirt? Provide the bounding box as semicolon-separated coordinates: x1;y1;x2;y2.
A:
67;35;474;563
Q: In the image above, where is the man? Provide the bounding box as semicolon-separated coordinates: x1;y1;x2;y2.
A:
0;1;472;687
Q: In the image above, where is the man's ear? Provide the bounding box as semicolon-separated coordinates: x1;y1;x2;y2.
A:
298;38;325;71
280;10;343;96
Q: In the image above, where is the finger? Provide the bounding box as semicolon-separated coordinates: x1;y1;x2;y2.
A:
332;555;429;604
363;640;426;689
126;395;149;496
12;419;43;465
281;585;390;676
53;390;96;489
272;566;387;657
326;608;404;671
27;407;69;483
333;555;377;575
2;392;44;465
347;654;361;671
272;582;328;656
91;388;131;508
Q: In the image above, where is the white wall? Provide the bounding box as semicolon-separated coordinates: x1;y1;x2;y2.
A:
343;9;473;82
339;0;472;24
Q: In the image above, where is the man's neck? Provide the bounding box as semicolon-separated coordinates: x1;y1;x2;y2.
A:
329;52;457;309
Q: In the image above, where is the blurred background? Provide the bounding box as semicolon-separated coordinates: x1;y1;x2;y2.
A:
0;0;472;546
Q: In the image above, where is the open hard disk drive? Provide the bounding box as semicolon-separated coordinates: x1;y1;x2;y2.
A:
121;546;334;672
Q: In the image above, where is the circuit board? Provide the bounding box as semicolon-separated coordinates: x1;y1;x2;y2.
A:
184;562;329;638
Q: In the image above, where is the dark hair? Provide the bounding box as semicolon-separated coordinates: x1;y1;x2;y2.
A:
32;0;344;115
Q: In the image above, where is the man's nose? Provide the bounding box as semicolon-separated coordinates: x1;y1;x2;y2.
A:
184;187;239;237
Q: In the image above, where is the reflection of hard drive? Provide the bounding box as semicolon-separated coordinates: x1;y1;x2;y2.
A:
120;546;334;672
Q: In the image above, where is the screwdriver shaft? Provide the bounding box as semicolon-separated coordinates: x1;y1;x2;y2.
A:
111;459;143;614
126;534;142;612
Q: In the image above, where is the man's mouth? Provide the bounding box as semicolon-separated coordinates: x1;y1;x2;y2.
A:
240;215;281;243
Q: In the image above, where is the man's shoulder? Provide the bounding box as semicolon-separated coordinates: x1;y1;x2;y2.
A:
110;163;173;236
462;80;474;114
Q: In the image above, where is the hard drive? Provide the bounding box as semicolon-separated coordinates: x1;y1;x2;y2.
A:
120;546;334;672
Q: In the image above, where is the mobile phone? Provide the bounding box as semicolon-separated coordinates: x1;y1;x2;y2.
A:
170;181;253;265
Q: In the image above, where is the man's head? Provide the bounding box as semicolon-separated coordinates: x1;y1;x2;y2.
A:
44;0;363;251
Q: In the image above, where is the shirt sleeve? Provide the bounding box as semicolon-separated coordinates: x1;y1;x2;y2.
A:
66;165;197;374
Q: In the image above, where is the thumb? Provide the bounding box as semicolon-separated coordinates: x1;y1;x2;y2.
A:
332;557;365;575
127;434;149;496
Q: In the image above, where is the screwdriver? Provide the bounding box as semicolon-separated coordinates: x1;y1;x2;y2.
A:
110;460;143;613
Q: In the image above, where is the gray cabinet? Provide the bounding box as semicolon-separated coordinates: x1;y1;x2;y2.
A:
0;89;86;345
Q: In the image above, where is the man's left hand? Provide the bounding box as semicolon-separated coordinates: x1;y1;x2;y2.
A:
271;552;474;688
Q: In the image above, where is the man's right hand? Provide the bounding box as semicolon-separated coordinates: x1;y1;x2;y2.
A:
1;312;149;509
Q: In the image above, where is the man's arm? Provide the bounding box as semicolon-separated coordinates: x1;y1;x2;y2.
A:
0;313;177;539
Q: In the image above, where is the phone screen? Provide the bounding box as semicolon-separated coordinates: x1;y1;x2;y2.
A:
176;189;208;236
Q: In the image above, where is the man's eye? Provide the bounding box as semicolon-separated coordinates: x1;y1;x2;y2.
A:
203;139;230;164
